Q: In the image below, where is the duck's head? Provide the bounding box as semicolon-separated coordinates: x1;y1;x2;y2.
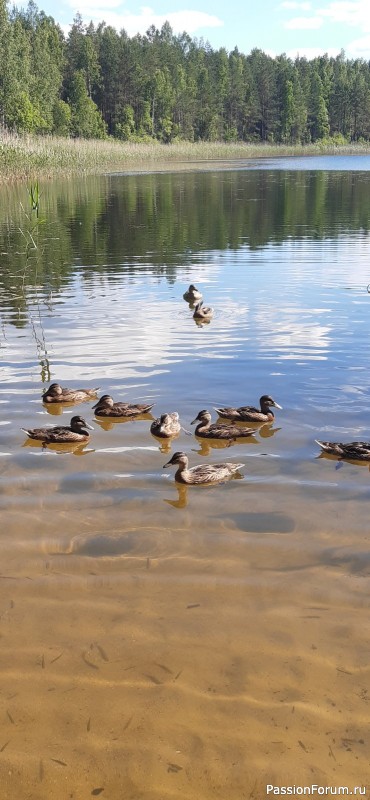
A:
163;451;188;468
46;383;63;395
191;410;212;425
92;394;113;409
188;284;197;291
70;416;94;431
260;395;282;410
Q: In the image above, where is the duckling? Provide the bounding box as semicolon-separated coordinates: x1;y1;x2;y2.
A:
315;439;370;462
183;284;202;302
191;410;255;440
21;415;93;443
42;383;99;404
215;395;282;423
163;451;244;485
193;301;214;321
151;412;181;438
92;394;154;418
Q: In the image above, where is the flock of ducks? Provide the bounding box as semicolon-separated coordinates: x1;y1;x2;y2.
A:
20;283;370;484
21;381;284;485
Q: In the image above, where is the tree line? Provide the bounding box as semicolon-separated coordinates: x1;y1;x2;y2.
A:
0;0;369;143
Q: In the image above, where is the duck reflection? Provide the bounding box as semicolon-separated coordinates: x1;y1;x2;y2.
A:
163;483;189;509
193;436;256;458
259;423;281;439
95;412;154;432
151;434;179;454
22;439;94;456
43;403;68;416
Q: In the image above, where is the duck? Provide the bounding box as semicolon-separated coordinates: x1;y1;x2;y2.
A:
21;415;93;443
163;451;244;485
151;412;181;438
191;410;255;440
92;394;154;418
215;395;282;423
193;301;214;321
42;383;99;404
183;284;202;302
315;439;370;462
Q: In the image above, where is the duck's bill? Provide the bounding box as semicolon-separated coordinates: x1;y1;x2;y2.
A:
85;422;94;430
273;402;283;409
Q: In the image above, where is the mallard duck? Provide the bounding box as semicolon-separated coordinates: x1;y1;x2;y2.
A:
191;410;255;440
315;439;370;461
183;284;202;302
42;383;99;404
215;395;282;423
21;415;93;443
92;394;154;418
163;451;244;485
193;301;214;321
151;412;181;438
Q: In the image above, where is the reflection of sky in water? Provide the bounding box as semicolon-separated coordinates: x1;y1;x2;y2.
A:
1;174;370;433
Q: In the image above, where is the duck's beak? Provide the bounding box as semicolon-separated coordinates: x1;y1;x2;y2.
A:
85;422;94;430
273;402;283;409
190;418;198;425
91;401;100;410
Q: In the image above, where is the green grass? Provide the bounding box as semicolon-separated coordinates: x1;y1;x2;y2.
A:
1;130;370;182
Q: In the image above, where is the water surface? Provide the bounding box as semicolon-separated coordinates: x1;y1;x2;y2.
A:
0;157;370;798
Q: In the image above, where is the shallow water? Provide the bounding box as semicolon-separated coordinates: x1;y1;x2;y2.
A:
0;158;370;798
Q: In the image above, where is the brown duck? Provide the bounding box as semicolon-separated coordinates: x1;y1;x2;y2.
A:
316;438;370;462
151;412;181;438
163;451;244;485
93;394;154;418
215;395;282;423
42;383;99;403
191;410;255;440
21;415;93;443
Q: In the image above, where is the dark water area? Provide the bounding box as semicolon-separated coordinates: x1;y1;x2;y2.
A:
0;157;370;798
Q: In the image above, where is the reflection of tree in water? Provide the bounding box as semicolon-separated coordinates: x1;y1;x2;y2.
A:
1;169;370;329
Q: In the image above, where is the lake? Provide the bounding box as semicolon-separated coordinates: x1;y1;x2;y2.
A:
0;155;370;798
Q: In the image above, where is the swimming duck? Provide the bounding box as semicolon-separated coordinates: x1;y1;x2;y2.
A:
163;451;244;485
21;415;93;443
151;412;181;438
191;410;255;440
92;394;154;418
315;439;370;462
193;301;214;321
183;284;203;302
42;383;99;404
215;395;282;423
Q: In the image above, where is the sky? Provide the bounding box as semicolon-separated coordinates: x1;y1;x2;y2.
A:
34;0;370;60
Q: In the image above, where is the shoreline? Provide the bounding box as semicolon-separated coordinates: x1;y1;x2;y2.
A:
1;133;370;183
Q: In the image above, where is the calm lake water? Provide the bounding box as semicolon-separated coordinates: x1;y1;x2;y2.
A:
1;155;370;798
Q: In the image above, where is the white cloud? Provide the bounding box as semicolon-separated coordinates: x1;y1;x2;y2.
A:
345;34;370;58
280;1;312;8
284;15;323;27
65;2;223;35
317;1;370;31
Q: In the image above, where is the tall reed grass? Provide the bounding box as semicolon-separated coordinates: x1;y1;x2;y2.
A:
1;128;369;182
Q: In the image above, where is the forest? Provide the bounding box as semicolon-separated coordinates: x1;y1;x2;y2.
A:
0;0;370;144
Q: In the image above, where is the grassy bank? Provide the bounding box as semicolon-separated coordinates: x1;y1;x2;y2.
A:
1;129;370;182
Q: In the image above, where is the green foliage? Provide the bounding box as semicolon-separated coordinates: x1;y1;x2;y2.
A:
1;0;370;144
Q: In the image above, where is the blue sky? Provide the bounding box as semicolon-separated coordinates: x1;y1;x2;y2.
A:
36;0;370;59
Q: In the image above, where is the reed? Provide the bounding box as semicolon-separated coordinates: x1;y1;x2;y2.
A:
1;129;370;182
